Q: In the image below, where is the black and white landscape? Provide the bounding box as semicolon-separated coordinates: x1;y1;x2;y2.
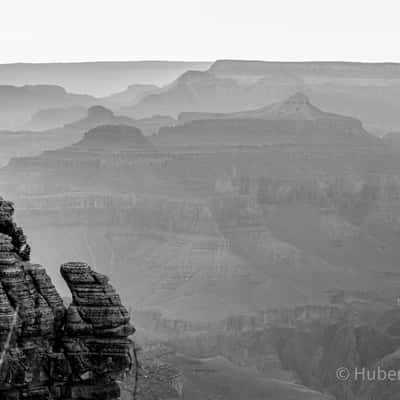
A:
2;1;400;399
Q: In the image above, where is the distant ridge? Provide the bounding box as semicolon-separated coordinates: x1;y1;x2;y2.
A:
179;92;360;123
125;60;400;131
125;70;296;119
103;84;159;107
209;59;400;77
26;106;87;130
159;93;377;146
73;124;155;150
0;61;212;96
0;84;96;130
65;105;135;130
64;105;175;136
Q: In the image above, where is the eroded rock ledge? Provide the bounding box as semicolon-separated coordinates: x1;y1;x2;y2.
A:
0;196;135;400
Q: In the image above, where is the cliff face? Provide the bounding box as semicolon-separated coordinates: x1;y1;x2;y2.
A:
0;196;135;400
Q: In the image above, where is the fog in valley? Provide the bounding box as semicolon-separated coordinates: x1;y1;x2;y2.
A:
2;1;400;399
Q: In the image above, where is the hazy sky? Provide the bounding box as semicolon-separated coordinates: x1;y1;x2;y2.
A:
2;0;400;63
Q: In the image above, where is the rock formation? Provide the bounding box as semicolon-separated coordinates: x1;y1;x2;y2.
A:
0;196;135;400
158;93;378;147
74;125;154;151
179;92;357;123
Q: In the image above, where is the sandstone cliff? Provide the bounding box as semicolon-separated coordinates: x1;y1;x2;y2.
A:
0;196;135;400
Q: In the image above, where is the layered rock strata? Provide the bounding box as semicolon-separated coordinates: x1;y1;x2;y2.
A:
0;196;135;400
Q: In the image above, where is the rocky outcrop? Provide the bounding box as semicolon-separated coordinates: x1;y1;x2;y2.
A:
0;198;31;261
0;196;135;400
60;261;135;400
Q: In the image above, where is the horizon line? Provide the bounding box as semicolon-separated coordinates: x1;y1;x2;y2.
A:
3;59;400;66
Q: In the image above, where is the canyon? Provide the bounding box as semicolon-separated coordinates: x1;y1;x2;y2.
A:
3;85;400;398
